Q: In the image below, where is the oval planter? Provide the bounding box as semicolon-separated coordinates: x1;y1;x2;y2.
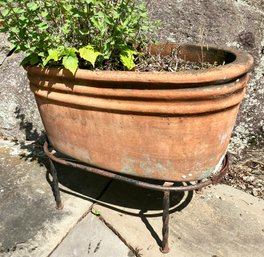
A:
27;43;253;182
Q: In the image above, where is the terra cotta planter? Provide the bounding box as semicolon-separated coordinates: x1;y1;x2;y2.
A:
27;43;253;182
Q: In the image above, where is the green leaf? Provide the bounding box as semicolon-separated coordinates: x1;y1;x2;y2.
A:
62;47;77;57
79;45;102;67
0;27;8;33
29;53;40;65
62;24;70;34
62;55;79;75
21;55;31;66
120;48;139;70
90;17;100;29
38;22;49;30
20;53;40;66
80;28;89;35
1;9;9;17
40;11;48;18
0;0;157;71
91;208;101;216
43;49;60;66
27;2;39;11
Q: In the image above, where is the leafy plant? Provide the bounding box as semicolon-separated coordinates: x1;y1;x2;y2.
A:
0;0;157;74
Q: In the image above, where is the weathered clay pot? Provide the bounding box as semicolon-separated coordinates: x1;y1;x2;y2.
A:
27;44;253;182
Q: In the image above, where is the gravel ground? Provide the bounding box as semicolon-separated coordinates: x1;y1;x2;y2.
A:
223;149;264;200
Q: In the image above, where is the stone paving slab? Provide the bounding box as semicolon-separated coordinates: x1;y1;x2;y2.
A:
94;180;264;257
0;139;110;257
50;213;135;257
1;137;264;257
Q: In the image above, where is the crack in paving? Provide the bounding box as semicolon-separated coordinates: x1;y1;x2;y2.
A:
98;215;141;257
0;47;16;67
48;176;140;257
47;178;114;257
88;178;141;257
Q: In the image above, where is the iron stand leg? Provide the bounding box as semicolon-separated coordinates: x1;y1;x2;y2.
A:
160;182;173;254
49;159;63;210
44;141;229;253
195;180;203;194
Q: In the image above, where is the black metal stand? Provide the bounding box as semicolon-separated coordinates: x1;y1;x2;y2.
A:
48;158;64;210
44;141;229;254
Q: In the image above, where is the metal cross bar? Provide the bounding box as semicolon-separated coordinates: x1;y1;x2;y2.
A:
43;141;229;254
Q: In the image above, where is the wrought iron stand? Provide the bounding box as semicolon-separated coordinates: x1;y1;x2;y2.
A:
44;141;229;254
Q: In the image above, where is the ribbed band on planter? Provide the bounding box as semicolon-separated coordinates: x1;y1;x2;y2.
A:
27;43;254;182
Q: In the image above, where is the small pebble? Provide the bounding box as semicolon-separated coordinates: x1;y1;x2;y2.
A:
240;184;246;190
242;175;255;182
252;188;259;196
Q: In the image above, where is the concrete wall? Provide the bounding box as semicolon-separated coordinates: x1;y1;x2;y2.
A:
0;0;263;151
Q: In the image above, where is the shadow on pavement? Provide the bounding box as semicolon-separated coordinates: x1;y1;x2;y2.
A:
45;161;194;247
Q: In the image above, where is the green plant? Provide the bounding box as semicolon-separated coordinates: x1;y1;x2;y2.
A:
0;0;157;74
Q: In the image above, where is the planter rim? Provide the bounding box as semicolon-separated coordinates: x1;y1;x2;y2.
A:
26;43;254;85
28;43;252;181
